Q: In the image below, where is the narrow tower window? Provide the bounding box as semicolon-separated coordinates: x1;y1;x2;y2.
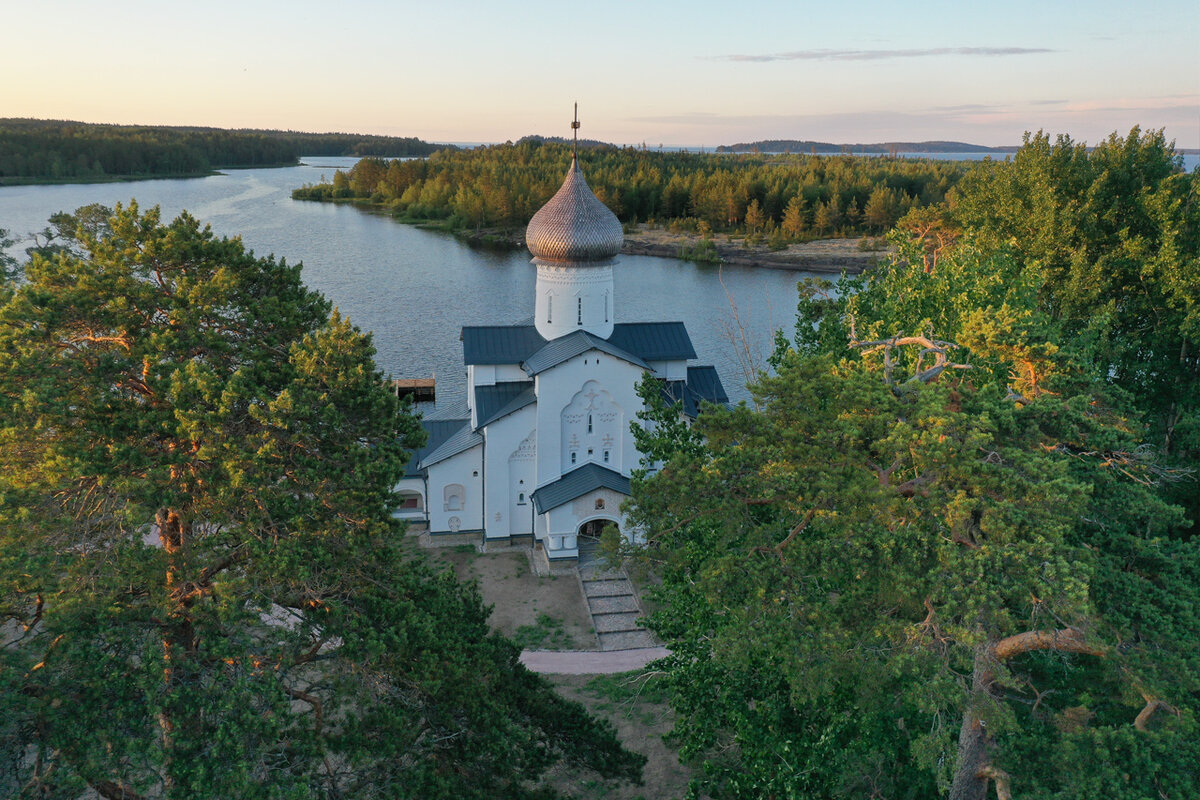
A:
577;296;583;325
604;291;609;323
587;414;593;433
547;293;553;324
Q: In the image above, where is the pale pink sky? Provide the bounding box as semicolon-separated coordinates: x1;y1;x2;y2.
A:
5;0;1197;148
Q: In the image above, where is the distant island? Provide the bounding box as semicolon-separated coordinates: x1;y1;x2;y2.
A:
0;119;451;186
716;139;1018;154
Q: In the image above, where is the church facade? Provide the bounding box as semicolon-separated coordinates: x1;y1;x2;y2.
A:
395;153;727;566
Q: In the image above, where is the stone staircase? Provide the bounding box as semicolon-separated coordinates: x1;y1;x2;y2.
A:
577;538;658;651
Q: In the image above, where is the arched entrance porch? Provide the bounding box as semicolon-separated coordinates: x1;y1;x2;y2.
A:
577;516;620;540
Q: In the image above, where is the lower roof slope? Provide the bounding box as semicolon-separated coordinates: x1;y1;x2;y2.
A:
531;463;632;514
463;321;697;366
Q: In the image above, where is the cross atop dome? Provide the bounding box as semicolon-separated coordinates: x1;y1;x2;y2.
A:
524;107;623;265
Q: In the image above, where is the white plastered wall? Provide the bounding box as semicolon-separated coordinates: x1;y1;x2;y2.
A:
480;404;536;540
425;445;483;534
533;352;645;494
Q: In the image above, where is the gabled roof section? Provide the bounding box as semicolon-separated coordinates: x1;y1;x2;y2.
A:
404;418;470;477
475;381;536;428
419;420;482;469
661;365;730;417
531;463;632;514
523;330;649;376
462;325;547;365
608;322;697;361
462;321;697;368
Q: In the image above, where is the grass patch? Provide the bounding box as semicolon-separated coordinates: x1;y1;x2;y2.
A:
511;612;575;650
583;670;669;707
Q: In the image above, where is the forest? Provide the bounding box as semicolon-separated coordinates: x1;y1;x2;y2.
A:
0;119;445;185
626;127;1200;799
715;138;1014;154
291;139;969;241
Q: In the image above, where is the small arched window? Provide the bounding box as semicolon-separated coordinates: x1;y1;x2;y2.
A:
595;498;606;510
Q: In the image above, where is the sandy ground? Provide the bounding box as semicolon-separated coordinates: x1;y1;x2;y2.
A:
424;546;597;650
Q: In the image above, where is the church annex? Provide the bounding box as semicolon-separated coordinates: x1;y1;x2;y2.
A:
395;139;727;567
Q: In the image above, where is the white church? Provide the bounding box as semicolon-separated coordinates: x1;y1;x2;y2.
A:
395;142;727;568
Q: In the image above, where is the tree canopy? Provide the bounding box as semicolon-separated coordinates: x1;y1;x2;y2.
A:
627;128;1200;799
0;119;446;184
0;204;642;798
292;140;966;240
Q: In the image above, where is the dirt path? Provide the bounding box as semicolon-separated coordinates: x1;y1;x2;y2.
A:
520;646;670;674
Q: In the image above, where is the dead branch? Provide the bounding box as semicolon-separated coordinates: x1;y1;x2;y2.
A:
283;684;325;728
1134;695;1179;732
89;779;147;800
751;508;818;565
992;628;1107;661
977;765;1013;800
848;328;971;387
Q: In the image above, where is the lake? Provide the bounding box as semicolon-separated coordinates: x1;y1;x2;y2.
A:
0;158;813;408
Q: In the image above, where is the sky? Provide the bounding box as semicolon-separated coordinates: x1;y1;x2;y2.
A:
4;0;1198;149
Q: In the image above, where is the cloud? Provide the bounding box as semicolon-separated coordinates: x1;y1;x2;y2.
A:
713;47;1056;63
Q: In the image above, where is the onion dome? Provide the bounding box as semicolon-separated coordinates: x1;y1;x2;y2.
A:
526;157;623;262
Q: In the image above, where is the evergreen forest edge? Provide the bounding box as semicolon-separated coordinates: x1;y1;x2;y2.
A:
291;138;969;246
0;118;445;185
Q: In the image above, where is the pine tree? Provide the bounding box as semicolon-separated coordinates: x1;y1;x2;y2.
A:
0;203;643;799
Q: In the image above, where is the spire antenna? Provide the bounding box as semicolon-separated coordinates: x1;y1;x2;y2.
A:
571;102;580;162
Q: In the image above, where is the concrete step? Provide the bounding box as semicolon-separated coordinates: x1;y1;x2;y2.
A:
588;594;641;614
598;629;660;651
580;567;625;581
581;578;634;597
593;611;644;633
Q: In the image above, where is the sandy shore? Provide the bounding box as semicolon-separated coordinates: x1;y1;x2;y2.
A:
620;225;883;273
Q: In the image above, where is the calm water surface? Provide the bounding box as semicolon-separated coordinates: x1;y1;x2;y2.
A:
0;158;812;407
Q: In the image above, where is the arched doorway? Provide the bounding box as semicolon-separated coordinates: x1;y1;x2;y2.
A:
578;518;615;540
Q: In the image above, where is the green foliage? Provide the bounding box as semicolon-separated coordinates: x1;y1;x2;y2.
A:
948;127;1200;527
0;204;642;798
628;129;1200;798
0;118;444;184
291;140;962;240
0;227;18;283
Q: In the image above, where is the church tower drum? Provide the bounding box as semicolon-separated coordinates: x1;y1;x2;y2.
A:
525;129;623;340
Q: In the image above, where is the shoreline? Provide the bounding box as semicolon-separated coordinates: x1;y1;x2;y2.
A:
448;222;882;274
295;196;885;274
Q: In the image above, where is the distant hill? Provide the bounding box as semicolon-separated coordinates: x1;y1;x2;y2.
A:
516;134;614;150
0;119;451;185
716;139;1017;154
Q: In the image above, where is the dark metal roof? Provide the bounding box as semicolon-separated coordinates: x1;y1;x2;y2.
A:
404;418;470;477
462;321;696;367
531;463;632;514
475;381;536;428
661;365;730;417
523;330;649;376
687;365;729;405
419;421;482;469
462;325;547;365
608;322;697;361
